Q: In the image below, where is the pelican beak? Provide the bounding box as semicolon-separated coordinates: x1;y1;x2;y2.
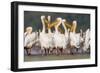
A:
71;21;77;33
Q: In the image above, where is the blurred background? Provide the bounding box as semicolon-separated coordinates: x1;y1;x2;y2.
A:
24;11;90;33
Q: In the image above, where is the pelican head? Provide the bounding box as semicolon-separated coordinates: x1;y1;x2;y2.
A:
56;17;62;27
56;17;62;21
62;19;66;22
62;19;66;26
26;26;33;34
80;29;83;35
72;20;77;25
80;29;82;32
41;15;45;20
48;16;51;21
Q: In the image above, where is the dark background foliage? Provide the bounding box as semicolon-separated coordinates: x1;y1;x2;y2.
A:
24;11;90;33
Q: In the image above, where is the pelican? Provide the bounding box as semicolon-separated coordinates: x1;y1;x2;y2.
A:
39;15;52;55
46;16;54;54
41;15;54;55
24;27;38;55
82;29;90;52
62;19;70;53
53;17;67;55
69;21;85;54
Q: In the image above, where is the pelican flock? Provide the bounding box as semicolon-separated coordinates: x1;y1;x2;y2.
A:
24;15;90;56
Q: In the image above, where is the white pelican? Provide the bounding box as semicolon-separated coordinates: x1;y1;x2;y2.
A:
24;27;38;55
62;19;70;53
53;17;67;55
82;29;90;52
69;21;85;54
39;15;51;55
46;16;54;54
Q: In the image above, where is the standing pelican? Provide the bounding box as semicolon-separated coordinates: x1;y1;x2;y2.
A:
46;16;54;54
69;20;84;54
24;27;38;55
62;19;70;53
53;17;67;55
41;15;54;55
39;15;52;55
82;29;90;52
